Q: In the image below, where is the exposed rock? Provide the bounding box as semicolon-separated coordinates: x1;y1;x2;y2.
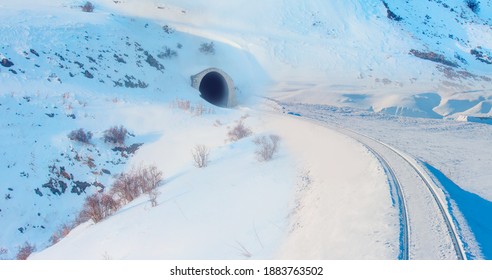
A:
410;49;458;67
1;58;14;67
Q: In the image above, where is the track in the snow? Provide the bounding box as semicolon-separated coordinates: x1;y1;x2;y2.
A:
276;104;466;260
363;144;409;260
344;128;465;260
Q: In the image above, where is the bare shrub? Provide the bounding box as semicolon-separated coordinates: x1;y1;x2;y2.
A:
0;247;8;259
199;42;215;55
227;120;252;142
80;193;120;223
214;120;223;127
162;25;175;34
236;241;252;258
81;1;94;12
193;103;205;116
76;165;162;222
16;242;36;260
50;222;76;245
172;98;190;111
171;98;214;115
192;145;210;168
110;166;163;205
140;165;163;193
297;170;313;191
68;128;93;144
253;134;281;161
103;125;128;145
110;172;141;204
158;47;178;59
148;188;160;207
178;100;191;111
102;251;113;260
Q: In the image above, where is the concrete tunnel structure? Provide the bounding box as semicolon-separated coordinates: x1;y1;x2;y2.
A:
191;68;236;108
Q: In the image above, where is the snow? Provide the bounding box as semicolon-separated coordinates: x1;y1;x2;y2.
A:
117;0;492;119
270;114;398;259
30;108;399;259
281;102;492;259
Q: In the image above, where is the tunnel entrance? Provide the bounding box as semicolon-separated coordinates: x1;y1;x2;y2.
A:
190;68;236;108
199;71;228;107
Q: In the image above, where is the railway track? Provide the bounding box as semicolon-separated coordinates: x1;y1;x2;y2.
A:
261;99;466;259
323;123;466;260
363;143;409;260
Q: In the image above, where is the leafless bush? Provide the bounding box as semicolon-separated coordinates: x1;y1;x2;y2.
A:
16;242;36;260
172;98;190;111
297;170;313;191
158;47;178;59
214;120;223;127
140;165;163;193
103;125;128;145
102;251;113;260
0;247;8;259
81;1;94;12
68;128;93;144
227;120;252;142
235;241;252;258
148;188;160;207
193;103;205;116
110;172;140;204
253;134;281;161
199;42;215;55
50;222;76;245
162;24;175;34
80;193;120;223
76;166;163;222
171;98;214;115
110;166;163;205
192;145;210;168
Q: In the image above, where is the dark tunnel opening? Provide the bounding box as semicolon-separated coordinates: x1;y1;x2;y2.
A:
198;71;228;107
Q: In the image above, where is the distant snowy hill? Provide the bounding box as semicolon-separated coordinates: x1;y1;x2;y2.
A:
1;0;491;259
106;0;492;119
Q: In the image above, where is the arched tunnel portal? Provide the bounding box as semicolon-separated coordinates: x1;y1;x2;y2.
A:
191;68;236;108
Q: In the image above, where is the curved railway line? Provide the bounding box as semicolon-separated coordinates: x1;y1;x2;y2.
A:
277;106;467;259
343;128;466;259
324;122;465;259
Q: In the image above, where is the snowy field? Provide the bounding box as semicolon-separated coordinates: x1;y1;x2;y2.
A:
31;108;398;259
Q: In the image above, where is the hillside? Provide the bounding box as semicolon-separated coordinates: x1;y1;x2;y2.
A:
107;0;492;118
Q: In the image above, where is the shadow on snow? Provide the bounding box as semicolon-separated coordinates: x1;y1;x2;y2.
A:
424;163;492;259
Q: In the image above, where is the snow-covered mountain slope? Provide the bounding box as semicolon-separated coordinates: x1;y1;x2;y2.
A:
30;113;398;260
0;0;263;259
100;0;492;119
